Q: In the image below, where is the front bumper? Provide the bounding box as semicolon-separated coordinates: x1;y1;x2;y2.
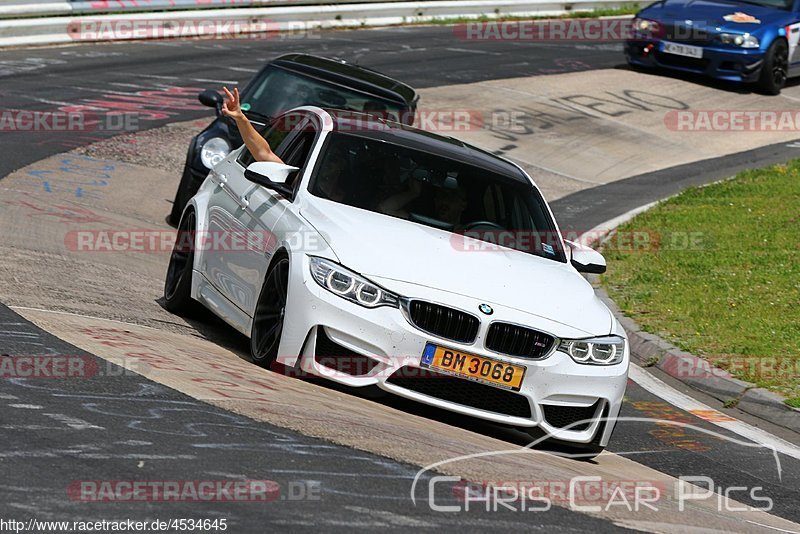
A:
625;39;765;82
278;255;628;446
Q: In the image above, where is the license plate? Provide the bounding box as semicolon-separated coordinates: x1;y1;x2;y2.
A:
420;343;525;391
662;41;703;59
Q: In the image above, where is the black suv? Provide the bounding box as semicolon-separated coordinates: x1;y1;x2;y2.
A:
169;53;419;225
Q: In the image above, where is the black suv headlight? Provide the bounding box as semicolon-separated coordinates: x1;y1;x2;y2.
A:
200;137;231;169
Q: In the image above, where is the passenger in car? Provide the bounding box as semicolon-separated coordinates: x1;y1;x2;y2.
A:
222;86;285;165
223;85;350;202
433;187;468;226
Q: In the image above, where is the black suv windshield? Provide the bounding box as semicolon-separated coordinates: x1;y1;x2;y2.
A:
240;66;405;120
309;132;566;262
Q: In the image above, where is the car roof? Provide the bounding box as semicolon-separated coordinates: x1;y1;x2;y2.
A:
321;109;530;183
271;54;418;107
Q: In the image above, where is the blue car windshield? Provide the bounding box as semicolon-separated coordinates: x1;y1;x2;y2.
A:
730;0;792;9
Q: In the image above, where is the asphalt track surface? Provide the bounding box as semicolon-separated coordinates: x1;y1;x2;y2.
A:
1;26;799;530
0;303;634;531
0;26;621;177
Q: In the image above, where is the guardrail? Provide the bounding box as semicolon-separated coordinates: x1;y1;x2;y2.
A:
0;0;405;19
0;0;643;47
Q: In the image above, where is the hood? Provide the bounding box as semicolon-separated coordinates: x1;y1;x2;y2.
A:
642;0;791;32
300;199;613;335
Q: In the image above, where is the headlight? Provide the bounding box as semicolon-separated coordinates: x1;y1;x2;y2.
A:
632;17;661;35
558;335;626;365
200;137;231;169
309;256;401;309
720;33;759;48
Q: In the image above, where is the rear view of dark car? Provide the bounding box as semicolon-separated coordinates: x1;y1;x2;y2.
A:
169;53;418;225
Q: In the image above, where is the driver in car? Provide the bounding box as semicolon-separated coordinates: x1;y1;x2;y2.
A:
378;180;468;227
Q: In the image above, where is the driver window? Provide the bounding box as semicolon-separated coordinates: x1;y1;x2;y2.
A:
237;113;303;167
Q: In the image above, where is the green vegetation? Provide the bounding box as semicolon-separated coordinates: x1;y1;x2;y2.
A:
602;161;800;399
723;399;739;409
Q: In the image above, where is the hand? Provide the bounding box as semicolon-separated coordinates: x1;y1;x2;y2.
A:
221;86;245;121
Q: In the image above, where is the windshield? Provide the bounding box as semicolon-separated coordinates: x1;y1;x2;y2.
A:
309;133;566;262
733;0;792;9
240;66;406;121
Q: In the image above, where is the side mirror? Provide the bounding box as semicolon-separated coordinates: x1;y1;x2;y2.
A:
245;162;299;195
198;89;223;116
565;239;607;274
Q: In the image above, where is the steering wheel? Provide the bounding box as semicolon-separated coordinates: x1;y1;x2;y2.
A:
463;220;506;232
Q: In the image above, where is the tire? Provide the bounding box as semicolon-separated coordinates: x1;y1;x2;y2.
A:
250;254;290;367
757;39;788;95
168;167;197;227
164;210;196;315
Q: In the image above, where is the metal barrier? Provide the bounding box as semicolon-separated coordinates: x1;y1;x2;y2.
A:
0;0;644;47
4;0;438;18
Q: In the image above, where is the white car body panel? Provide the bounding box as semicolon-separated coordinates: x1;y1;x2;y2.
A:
299;199;613;335
179;107;628;447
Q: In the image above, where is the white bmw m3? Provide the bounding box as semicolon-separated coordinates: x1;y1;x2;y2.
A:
164;106;629;455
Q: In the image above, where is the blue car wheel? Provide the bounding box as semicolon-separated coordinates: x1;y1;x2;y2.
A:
758;38;789;95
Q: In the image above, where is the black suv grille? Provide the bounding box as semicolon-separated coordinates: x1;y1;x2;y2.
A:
386;366;531;418
485;322;555;359
542;402;600;431
406;300;479;343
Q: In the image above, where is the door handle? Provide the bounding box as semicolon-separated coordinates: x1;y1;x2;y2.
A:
239;195;249;209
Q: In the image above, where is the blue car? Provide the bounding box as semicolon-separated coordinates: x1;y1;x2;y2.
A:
625;0;800;94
